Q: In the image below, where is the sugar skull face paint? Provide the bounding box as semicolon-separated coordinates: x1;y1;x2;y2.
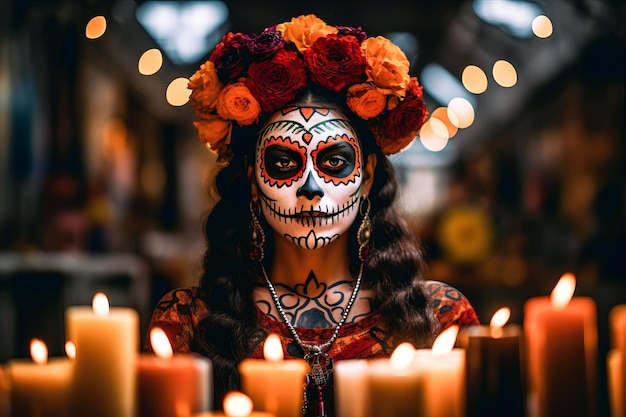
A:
255;106;364;249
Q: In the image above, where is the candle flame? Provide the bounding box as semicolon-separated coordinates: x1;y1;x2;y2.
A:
432;325;459;354
550;272;576;310
30;339;48;365
263;333;284;361
490;307;511;328
390;342;415;370
150;327;173;359
65;341;76;359
92;292;110;316
223;390;253;417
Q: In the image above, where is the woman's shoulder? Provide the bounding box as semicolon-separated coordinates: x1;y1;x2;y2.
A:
423;280;480;329
145;287;209;352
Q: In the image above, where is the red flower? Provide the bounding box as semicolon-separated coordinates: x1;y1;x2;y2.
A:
374;95;428;154
304;34;366;93
209;32;249;82
246;50;307;112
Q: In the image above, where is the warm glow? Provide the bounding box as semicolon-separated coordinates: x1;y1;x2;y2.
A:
448;97;475;129
138;49;163;76
166;77;192;106
150;327;174;359
431;107;459;138
550;272;576;310
432;325;459;354
493;60;518;87
85;16;107;39
30;339;48;365
263;333;284;361
462;65;488;94
390;342;416;370
419;118;449;152
532;15;553;38
65;341;76;359
92;292;110;317
490;307;511;328
223;391;254;417
102;118;128;160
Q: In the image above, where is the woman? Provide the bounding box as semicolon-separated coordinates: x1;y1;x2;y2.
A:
147;14;478;416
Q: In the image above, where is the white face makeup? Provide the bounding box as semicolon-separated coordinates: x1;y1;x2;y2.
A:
255;106;365;249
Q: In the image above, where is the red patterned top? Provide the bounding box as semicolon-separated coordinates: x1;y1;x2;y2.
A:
146;280;479;358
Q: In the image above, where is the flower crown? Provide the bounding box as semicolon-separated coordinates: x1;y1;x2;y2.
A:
188;14;428;158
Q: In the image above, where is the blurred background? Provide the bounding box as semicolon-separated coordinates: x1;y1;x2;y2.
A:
0;0;624;413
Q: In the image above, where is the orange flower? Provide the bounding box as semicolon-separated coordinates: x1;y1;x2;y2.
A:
362;36;410;96
216;80;261;126
276;14;337;53
346;83;386;120
188;61;224;118
193;115;232;155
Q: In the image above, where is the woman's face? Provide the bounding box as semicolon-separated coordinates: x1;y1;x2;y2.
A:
254;106;366;250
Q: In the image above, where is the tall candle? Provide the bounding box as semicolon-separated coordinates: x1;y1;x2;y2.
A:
413;326;466;417
524;273;597;417
6;339;73;417
65;292;139;417
609;305;626;417
458;307;524;417
137;327;213;417
238;334;307;417
368;342;421;417
334;359;369;417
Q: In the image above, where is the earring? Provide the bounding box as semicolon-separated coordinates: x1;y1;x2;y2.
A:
249;200;266;262
357;196;372;261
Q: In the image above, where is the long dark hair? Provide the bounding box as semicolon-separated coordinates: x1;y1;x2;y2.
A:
195;89;438;404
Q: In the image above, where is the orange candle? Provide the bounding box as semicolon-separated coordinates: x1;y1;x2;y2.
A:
334;359;369;417
137;327;212;417
238;334;307;417
609;305;626;417
524;273;597;417
0;366;9;417
65;292;139;417
6;339;73;417
459;307;524;417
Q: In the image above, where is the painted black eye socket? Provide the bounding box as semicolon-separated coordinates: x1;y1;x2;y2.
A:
264;145;303;179
316;143;356;178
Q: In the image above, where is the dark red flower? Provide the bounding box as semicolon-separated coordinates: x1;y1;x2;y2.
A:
246;50;307;112
209;32;249;82
248;29;285;58
303;34;366;93
373;95;428;154
336;25;367;43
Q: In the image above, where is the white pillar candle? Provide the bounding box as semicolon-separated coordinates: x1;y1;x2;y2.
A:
238;334;307;417
65;292;139;417
7;339;73;417
137;327;213;417
334;359;369;417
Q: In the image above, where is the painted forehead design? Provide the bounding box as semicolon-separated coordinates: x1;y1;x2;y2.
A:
258;106;359;141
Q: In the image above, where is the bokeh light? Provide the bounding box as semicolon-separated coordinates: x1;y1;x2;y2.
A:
166;78;191;106
462;65;488;94
447;97;475;129
532;15;553;38
419;118;449;152
493;60;517;87
431;107;459;139
85;16;107;39
138;49;163;76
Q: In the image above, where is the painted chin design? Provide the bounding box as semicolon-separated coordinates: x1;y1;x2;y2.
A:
258;192;360;228
285;230;338;249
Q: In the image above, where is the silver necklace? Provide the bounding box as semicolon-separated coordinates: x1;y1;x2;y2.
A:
260;262;364;417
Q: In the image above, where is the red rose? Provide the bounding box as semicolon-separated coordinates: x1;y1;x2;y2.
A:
246;50;307;112
374;95;428;154
210;32;248;82
304;34;366;92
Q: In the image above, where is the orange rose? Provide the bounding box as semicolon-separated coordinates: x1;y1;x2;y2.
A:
361;36;410;96
276;14;337;53
346;83;386;120
193;116;232;156
188;60;224;118
216;80;261;126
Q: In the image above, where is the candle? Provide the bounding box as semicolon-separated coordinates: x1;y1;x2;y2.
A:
238;333;307;417
334;359;369;417
524;273;597;417
65;292;139;417
137;327;213;417
413;325;466;417
458;307;524;417
609;305;626;417
0;366;8;417
192;391;274;417
6;338;73;417
368;342;421;417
